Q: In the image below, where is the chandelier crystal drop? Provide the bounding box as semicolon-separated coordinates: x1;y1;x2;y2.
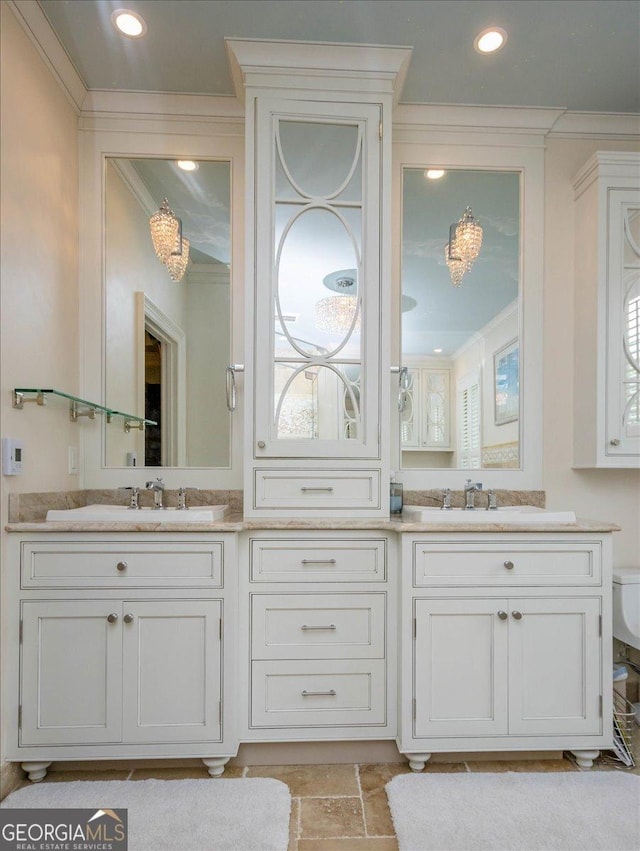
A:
315;295;361;334
444;242;466;287
165;236;190;282
149;198;180;263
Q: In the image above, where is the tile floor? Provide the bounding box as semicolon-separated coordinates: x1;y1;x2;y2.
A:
11;750;639;851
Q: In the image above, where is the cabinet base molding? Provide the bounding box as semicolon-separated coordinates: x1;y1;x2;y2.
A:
21;761;52;783
569;749;600;769
201;757;231;777
406;753;431;772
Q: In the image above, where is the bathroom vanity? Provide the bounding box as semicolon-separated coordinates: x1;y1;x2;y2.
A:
4;510;616;781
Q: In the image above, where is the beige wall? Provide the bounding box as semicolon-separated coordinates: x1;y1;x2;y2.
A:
0;1;79;795
544;137;640;568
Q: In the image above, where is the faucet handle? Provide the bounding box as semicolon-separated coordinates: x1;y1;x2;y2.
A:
119;486;140;509
177;486;200;510
487;489;498;510
441;488;452;510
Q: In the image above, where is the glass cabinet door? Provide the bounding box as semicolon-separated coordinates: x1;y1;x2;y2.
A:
253;99;381;458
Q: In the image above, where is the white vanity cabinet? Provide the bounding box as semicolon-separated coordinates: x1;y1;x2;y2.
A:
573;151;640;467
239;532;396;740
5;534;238;781
227;40;411;517
399;533;613;771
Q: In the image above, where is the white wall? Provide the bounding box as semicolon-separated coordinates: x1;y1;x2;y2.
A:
544;137;640;568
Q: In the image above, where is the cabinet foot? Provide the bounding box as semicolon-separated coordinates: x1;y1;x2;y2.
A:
406;753;431;772
21;761;52;783
570;749;600;769
202;757;231;777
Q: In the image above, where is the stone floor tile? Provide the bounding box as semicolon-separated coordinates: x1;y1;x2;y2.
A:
288;797;300;851
299;797;366;839
361;786;395;837
298;839;398;850
358;763;410;793
248;764;359;797
130;766;211;780
43;769;130;783
465;758;576;773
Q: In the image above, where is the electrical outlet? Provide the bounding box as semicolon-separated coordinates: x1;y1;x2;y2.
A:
68;446;79;475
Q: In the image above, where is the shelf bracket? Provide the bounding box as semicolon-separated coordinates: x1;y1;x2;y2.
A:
13;390;45;409
124;418;145;433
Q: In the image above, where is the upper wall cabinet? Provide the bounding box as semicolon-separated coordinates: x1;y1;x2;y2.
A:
227;39;412;517
573;152;640;468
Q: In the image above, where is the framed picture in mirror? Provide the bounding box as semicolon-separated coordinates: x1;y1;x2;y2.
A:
494;338;519;426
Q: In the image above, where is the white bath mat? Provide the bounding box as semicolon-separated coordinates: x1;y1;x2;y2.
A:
386;771;640;851
1;777;291;850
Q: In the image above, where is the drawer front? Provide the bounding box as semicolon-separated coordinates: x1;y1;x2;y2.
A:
413;541;601;587
252;594;385;659
21;541;223;588
251;659;386;728
254;469;381;510
250;539;386;583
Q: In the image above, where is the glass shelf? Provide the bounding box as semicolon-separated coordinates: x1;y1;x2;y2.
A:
13;388;157;432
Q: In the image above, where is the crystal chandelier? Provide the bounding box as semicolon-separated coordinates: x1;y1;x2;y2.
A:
149;198;180;263
445;206;483;286
315;295;360;334
149;198;190;281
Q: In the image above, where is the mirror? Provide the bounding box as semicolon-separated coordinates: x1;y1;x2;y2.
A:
401;167;520;470
104;157;231;467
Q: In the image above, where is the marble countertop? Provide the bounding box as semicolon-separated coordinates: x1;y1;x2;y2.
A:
5;512;621;533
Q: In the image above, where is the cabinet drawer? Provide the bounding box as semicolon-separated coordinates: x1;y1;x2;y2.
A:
413;541;601;587
252;594;385;659
250;538;386;582
21;541;223;588
254;469;381;510
251;659;386;728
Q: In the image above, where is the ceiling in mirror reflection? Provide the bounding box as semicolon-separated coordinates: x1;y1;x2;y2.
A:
402;169;519;357
126;158;231;265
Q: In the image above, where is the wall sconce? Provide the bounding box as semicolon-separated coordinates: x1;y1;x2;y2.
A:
149;198;190;281
445;206;483;287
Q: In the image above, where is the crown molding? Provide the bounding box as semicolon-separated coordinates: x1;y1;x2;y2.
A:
7;0;86;113
572;150;640;197
394;103;566;135
225;38;412;106
547;110;640;139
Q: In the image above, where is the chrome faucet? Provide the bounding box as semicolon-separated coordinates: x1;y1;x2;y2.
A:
120;486;140;509
177;486;199;510
145;477;165;509
464;478;482;510
441;488;452;510
486;488;498;511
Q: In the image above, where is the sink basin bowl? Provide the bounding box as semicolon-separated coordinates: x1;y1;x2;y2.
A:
401;505;576;524
46;504;228;523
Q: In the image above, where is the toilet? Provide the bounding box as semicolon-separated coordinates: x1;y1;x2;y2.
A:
613;567;640;651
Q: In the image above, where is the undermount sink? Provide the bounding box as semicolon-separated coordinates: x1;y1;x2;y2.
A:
401;505;576;524
46;504;229;522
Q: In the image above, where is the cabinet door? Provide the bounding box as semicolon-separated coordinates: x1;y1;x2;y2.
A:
20;601;123;745
122;600;222;743
422;369;451;449
400;368;420;448
414;599;508;738
508;597;602;736
254;99;381;459
607;191;640;457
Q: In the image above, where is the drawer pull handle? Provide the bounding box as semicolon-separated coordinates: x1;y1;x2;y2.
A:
106;612;119;623
497;610;508;620
301;624;337;631
301;559;337;565
300;487;334;493
301;689;337;697
512;610;523;620
116;561;128;572
123;613;134;624
503;560;514;570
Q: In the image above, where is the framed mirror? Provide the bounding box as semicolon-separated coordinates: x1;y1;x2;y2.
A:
392;142;543;489
79;126;244;488
104;157;231;468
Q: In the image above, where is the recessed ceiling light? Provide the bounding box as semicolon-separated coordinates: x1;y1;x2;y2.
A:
474;27;507;54
111;9;147;38
433;348;443;354
424;169;445;180
177;160;198;172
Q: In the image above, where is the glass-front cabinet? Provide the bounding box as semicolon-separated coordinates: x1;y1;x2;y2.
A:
253;100;381;459
228;39;410;516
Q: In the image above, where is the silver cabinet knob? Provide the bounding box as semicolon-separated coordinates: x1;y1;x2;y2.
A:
257;441;266;449
497;610;508;620
512;610;523;620
123;613;134;624
504;560;514;570
106;612;119;623
610;438;621;446
116;561;127;572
